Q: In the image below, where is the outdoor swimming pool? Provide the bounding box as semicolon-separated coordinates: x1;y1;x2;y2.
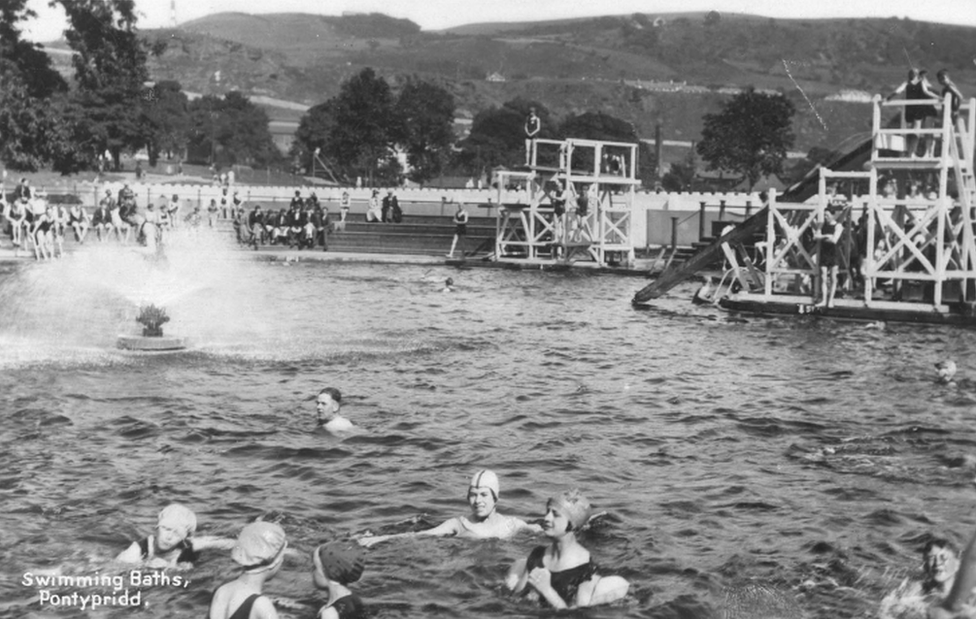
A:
1;232;976;618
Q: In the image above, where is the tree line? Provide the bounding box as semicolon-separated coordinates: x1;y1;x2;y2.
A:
1;0;282;174
291;68;666;187
1;1;798;192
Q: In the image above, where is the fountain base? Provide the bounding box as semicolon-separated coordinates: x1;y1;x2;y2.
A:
117;335;188;351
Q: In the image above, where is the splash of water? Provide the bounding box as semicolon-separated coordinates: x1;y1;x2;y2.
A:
0;227;272;355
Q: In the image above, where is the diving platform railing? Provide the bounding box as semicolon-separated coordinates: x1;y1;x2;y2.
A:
752;92;976;313
634;91;976;318
492;137;638;266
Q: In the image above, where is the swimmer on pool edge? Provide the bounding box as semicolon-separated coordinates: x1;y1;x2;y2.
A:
505;489;629;609
115;503;235;569
357;469;542;547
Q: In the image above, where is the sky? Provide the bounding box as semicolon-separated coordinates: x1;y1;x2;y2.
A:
21;0;976;42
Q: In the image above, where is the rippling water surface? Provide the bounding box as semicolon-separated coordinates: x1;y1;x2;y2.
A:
2;237;976;619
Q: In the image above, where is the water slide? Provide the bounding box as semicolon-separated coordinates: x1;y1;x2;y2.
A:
632;137;874;304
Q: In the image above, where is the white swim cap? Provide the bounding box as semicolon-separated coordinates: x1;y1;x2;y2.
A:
232;522;287;572
469;469;499;500
157;503;197;539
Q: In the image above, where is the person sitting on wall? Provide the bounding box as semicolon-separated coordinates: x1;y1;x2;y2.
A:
365;190;382;223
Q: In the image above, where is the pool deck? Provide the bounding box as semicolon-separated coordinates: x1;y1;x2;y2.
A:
0;244;659;277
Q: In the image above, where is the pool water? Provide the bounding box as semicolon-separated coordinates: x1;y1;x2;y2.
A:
2;234;976;619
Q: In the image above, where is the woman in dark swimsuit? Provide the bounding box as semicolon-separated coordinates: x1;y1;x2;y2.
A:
506;490;629;609
816;207;843;308
886;68;939;157
31;204;54;260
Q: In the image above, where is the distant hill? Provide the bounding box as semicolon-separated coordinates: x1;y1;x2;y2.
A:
122;11;976;155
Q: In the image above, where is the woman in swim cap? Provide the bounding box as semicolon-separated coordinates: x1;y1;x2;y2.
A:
209;522;288;619
357;469;541;547
313;540;367;619
116;503;234;568
505;490;629;609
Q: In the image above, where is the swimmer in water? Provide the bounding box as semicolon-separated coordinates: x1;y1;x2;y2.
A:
312;540;367;619
316;387;354;434
937;360;958;385
442;277;455;293
115;503;235;568
505;489;629;609
208;522;288;619
930;522;976;619
880;538;967;618
357;469;542;547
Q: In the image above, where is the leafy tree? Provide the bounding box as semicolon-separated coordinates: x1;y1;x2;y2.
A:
187;92;281;167
661;148;698;192
141;81;190;165
0;0;68;170
292;99;339;175
696;88;795;192
59;0;151;171
393;79;455;185
0;76;64;171
326;68;397;184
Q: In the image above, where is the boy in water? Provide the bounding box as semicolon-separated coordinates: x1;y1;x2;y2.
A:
880;537;972;618
357;469;541;547
316;387;354;433
209;522;288;619
312;540;367;619
116;503;234;568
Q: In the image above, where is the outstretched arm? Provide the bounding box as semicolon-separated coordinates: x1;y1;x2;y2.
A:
357;518;461;548
190;535;236;551
885;82;908;102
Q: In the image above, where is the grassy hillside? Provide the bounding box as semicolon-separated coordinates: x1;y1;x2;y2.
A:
133;11;974;155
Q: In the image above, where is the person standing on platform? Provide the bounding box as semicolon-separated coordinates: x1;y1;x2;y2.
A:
885;68;940;158
815;206;843;309
524;107;541;166
936;69;964;135
448;202;469;259
167;194;181;229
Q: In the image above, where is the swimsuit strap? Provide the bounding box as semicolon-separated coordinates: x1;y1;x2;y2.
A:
227;593;262;619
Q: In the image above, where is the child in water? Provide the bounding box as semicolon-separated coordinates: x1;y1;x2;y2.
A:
505;489;629;609
115;503;234;568
312;540;367;619
357;469;541;547
208;522;288;619
316;387;354;433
